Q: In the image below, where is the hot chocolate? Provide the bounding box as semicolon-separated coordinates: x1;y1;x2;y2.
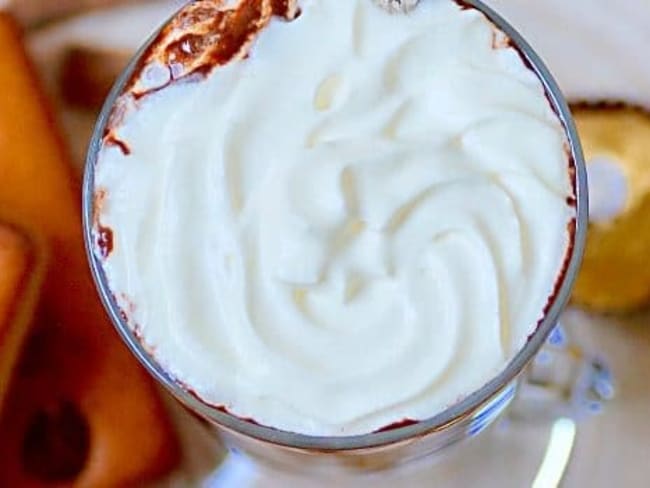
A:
92;0;575;436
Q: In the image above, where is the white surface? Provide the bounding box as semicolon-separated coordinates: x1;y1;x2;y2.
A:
95;0;573;436
488;0;650;109
29;1;180;52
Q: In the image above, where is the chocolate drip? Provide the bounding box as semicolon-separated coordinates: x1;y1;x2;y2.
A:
103;133;131;155
96;225;114;259
374;418;419;433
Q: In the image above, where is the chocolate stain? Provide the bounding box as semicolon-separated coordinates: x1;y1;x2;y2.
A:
103;134;131;156
374;419;420;433
96;225;113;259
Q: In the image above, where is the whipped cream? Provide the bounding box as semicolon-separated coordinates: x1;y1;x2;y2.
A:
94;0;575;436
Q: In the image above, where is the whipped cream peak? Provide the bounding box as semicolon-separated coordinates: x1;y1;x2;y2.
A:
94;0;575;436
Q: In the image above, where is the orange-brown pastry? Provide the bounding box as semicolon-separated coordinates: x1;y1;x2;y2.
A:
0;12;179;487
0;223;45;413
7;0;150;26
571;104;650;312
60;45;131;110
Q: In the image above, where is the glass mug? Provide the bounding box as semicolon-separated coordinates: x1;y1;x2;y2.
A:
82;0;600;478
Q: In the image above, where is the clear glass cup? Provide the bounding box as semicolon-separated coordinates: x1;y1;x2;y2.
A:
82;0;595;478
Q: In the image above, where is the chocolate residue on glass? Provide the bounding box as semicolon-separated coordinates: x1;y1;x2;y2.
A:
491;30;512;50
454;0;473;11
118;306;129;327
174;381;265;428
101;95;134;158
509;42;559;119
528;146;578;341
528;216;577;343
92;189;115;259
170;364;419;434
96;226;114;259
127;0;300;101
92;188;105;225
374;419;420;433
103;134;131;156
565;143;578;201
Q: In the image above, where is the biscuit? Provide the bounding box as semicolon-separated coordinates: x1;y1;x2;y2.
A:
0;12;179;486
0;224;45;413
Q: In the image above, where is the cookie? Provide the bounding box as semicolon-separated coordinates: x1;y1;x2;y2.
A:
59;45;131;110
7;0;144;26
571;104;650;312
0;12;179;486
0;223;45;413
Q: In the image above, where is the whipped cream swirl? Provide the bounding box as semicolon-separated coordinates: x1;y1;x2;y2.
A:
94;0;575;435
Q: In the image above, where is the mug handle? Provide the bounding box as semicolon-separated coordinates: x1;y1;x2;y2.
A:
510;321;614;421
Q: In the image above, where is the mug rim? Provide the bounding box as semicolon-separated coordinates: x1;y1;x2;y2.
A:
82;0;588;451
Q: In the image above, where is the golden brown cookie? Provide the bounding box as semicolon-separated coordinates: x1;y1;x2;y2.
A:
6;0;147;26
0;223;45;413
571;104;650;312
0;12;179;486
59;45;131;110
